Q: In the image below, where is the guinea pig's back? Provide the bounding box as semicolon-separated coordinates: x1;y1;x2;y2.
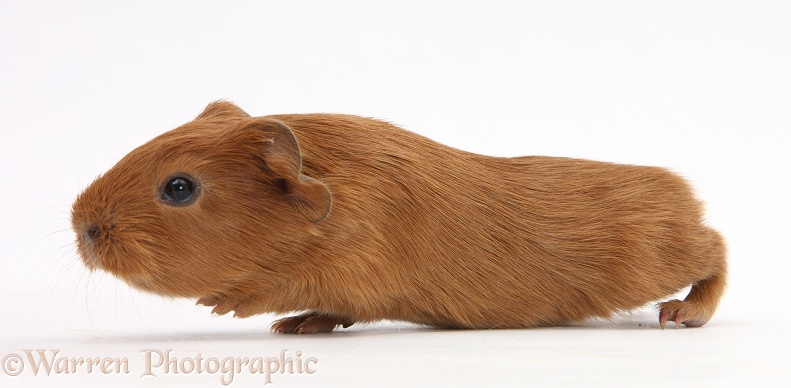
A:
263;114;725;327
490;156;725;316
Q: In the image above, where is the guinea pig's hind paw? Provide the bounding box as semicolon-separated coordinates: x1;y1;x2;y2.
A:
658;299;709;329
271;313;354;334
659;309;683;329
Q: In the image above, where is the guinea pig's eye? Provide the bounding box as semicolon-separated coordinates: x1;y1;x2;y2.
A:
161;176;198;205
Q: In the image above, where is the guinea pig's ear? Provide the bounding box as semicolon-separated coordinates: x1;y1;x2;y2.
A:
245;118;332;222
196;100;251;120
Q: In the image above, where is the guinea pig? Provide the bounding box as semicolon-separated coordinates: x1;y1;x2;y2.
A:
71;101;727;334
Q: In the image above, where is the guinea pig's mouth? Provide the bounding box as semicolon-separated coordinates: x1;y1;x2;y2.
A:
76;246;167;294
123;274;160;293
80;250;101;270
80;250;161;294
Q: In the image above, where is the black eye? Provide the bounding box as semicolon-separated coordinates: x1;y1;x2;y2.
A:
162;176;198;204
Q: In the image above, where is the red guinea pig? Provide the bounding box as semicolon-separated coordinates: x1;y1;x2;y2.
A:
71;101;727;333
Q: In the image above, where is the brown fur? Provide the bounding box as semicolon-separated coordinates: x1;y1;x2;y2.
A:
71;101;727;333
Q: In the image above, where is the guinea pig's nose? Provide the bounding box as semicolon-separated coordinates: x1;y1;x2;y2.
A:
82;225;102;242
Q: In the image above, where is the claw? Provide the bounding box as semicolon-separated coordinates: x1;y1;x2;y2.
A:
659;310;670;330
196;296;218;306
211;302;234;316
271;313;354;334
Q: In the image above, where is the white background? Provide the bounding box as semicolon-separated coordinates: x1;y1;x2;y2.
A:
1;1;789;386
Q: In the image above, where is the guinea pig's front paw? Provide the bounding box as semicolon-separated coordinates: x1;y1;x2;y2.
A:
196;295;220;307
271;312;355;334
196;295;261;318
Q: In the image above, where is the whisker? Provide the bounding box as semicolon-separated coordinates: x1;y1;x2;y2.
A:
129;288;153;334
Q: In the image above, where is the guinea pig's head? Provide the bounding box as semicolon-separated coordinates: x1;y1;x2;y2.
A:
70;101;331;297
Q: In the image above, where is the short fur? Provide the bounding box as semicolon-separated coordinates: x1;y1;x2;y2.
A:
71;101;727;333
